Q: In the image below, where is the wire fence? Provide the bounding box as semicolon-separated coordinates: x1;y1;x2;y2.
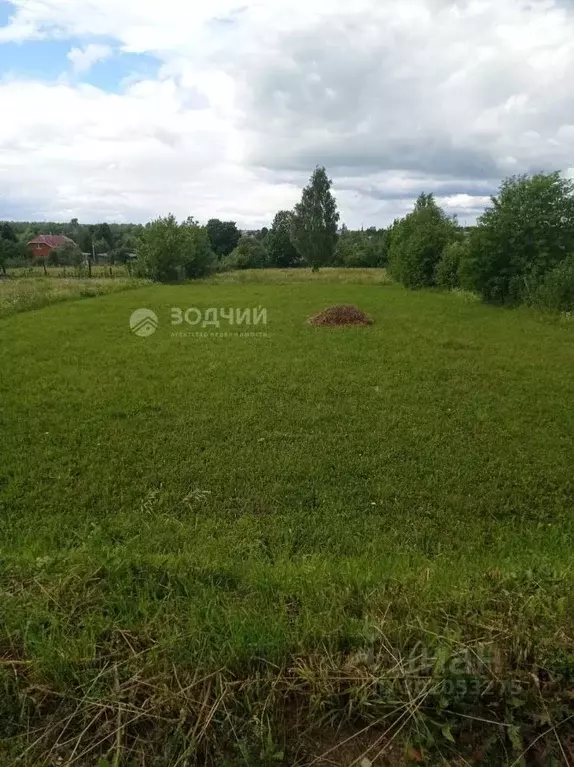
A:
5;264;132;279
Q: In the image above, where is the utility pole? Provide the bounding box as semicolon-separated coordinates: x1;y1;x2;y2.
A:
89;236;94;278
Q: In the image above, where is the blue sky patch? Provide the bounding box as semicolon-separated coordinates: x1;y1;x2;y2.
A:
74;52;160;92
0;30;160;91
0;1;13;27
0;39;71;81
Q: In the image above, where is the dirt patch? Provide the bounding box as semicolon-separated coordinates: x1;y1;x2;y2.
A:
309;305;373;327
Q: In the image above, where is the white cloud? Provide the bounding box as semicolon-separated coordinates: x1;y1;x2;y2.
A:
67;43;113;73
1;0;574;225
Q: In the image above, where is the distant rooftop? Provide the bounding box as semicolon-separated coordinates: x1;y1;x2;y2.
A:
27;234;74;247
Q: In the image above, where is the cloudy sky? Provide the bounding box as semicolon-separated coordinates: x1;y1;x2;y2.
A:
1;0;574;228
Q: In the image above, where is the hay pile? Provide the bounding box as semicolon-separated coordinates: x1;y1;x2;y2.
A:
309;305;373;327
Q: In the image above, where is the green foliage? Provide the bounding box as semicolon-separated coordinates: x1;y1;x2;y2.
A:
69;221;92;253
0;237;29;272
467;172;574;304
0;222;17;242
206;219;241;258
388;194;459;288
48;241;83;267
532;255;574;312
93;222;113;249
3;220;143;261
435;240;469;289
136;215;215;282
335;226;388;268
290;166;340;271
92;237;109;256
223;235;269;270
267;211;300;268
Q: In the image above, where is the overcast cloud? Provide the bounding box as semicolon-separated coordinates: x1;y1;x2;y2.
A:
1;0;574;227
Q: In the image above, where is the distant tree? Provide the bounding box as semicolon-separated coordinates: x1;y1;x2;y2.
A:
110;233;137;264
335;227;388;268
136;214;215;282
93;223;113;249
0;222;17;242
0;238;11;274
206;219;241;258
465;172;574;304
69;226;91;254
388;193;459;288
290;166;340;272
223;235;269;270
0;226;28;273
92;238;109;256
267;210;301;268
49;241;83;267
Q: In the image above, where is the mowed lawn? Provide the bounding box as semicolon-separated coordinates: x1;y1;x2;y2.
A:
1;272;574;764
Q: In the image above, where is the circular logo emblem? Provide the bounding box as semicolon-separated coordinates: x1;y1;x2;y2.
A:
130;308;159;337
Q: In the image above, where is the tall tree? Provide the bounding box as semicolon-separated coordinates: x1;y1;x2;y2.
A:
388;194;459;288
290;166;339;272
206;219;241;258
267;210;300;268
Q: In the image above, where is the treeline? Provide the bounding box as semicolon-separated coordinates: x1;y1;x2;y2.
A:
388;172;574;311
2;166;574;312
134;165;574;312
133;167;387;281
0;220;144;271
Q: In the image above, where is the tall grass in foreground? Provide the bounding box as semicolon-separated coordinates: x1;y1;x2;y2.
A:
0;276;149;318
7;264;130;279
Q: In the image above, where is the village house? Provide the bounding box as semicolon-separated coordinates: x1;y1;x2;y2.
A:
27;234;76;259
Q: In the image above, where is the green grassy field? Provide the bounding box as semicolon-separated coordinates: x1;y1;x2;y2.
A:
1;270;573;765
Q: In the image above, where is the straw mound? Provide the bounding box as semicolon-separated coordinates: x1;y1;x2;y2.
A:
309;305;373;327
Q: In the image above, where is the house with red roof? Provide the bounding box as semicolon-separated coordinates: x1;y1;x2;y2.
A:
27;234;76;259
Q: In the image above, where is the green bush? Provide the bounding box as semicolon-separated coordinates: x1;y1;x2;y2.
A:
388;194;459;288
136;215;215;282
467;173;574;304
49;242;83;267
435;241;469;289
222;236;269;270
0;238;30;273
532;256;574;312
335;228;387;268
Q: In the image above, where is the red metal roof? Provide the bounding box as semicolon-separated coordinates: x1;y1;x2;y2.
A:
27;234;75;248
